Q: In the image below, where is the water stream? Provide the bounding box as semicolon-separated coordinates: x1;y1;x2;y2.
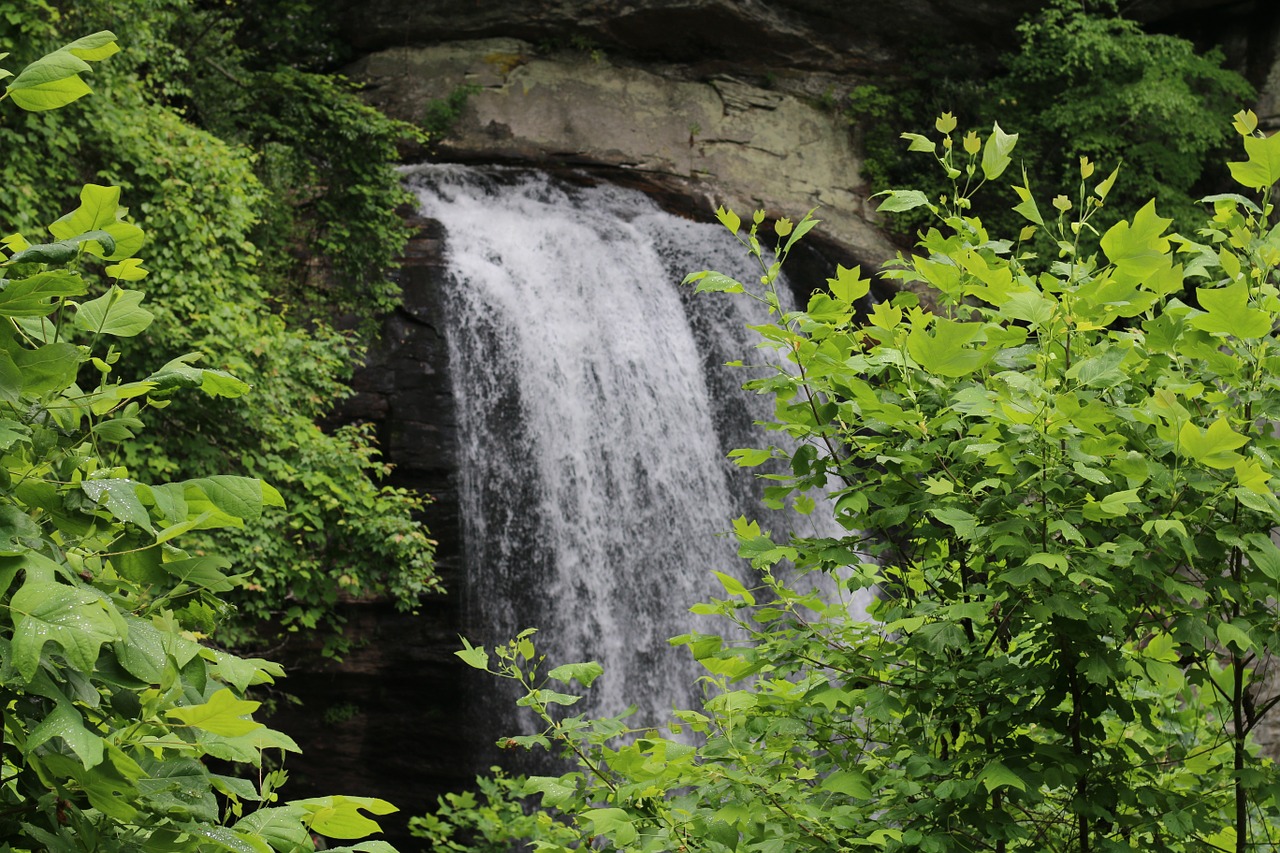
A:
405;165;847;728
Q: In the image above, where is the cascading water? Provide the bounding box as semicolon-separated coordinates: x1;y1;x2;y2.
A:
406;165;849;730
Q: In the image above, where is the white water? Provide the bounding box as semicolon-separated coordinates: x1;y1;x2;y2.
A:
407;165;849;724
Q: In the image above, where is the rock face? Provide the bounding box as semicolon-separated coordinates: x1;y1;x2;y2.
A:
269;0;1280;841
332;0;1240;74
350;40;897;266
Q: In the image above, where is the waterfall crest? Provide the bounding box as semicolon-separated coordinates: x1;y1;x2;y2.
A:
407;165;840;723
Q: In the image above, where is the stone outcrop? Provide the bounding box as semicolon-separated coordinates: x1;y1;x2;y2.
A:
332;0;1238;75
351;40;895;266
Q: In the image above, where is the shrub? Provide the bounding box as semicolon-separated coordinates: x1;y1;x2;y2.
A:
438;112;1280;852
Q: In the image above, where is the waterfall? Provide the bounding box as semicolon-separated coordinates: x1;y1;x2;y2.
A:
406;165;845;727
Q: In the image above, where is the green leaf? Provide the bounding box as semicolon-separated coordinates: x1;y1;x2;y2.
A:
234;807;311;851
1100;200;1172;279
978;761;1027;793
162;555;239;594
1082;489;1143;520
1244;533;1280;579
714;570;756;605
930;507;977;539
48;184;121;240
821;770;872;798
715;205;741;235
683;270;745;294
907;318;992;377
8;341;81;395
10;582;122;680
456;637;489;670
1094;164;1120;200
74;287;154;337
1217;620;1253;653
875;190;932;213
1177;418;1249;469
901;132;936;153
782;210;820;253
25;699;105;769
6;49;93;111
167;688;264;737
186;825;273;853
63;31;121;62
548;660;604;688
82;479;155;531
145;353;251;399
4;240;79;265
981;121;1018;180
582;808;638;846
1011;175;1045;227
1188;280;1272;338
0;271;88;316
1228;131;1280;189
104;257;148;281
827;264;871;303
293;795;397;840
523;775;577;808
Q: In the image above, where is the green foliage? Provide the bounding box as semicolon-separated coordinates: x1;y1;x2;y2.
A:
411;767;580;853
434;117;1280;852
0;1;440;653
423;84;481;145
855;0;1253;241
0;36;398;851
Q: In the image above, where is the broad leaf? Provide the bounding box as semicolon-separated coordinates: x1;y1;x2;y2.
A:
0;270;88;316
1178;418;1249;469
167;688;264;737
1228;130;1280;189
907;318;992;377
293;795;397;840
1188;280;1272;338
981;121;1018;180
74;287;154;337
10;582;122;679
1100;200;1172;279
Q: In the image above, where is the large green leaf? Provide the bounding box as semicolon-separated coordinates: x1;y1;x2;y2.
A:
580;807;638;846
907;318;992;377
292;796;398;840
1188;280;1272;338
186;825;272;853
82;478;155;531
24;699;105;769
7;340;82;395
166;688;263;737
1228;131;1280;190
10;581;123;679
981;121;1018;180
1100;200;1172;279
74;287;154;337
6;50;92;111
1177;418;1249;469
234;806;311;852
145;353;251;399
0;271;88;316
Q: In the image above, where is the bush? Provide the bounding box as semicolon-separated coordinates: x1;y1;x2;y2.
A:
0;0;440;654
854;0;1253;243
0;33;399;851
437;113;1280;852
